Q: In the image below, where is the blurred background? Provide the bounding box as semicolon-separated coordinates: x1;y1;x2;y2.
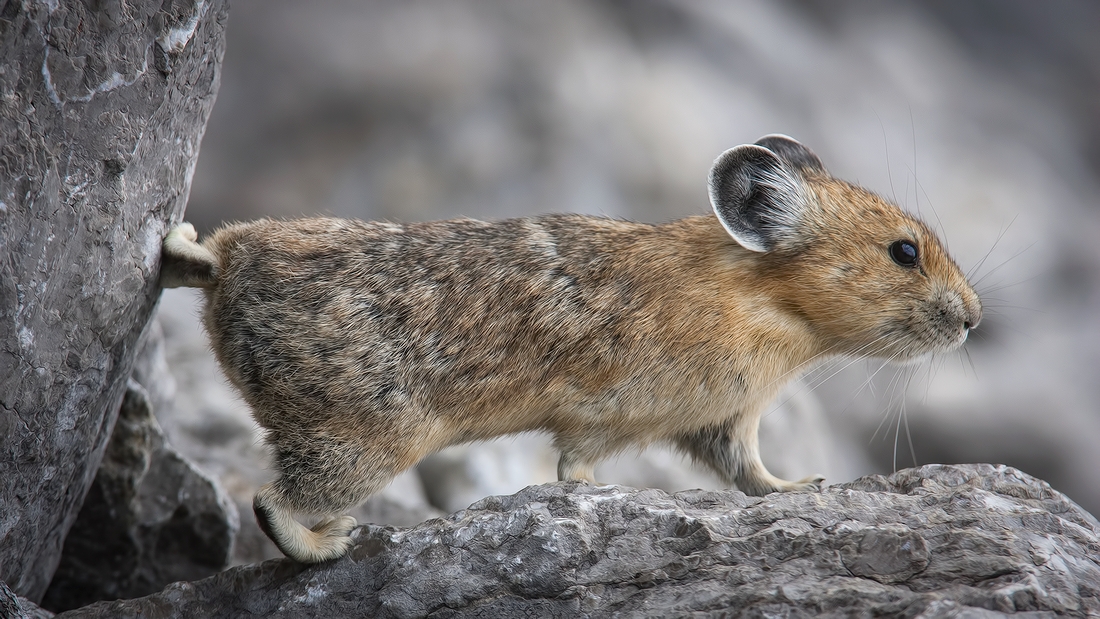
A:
157;0;1100;563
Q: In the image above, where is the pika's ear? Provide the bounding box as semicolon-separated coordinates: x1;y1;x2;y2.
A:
754;134;826;176
708;144;810;252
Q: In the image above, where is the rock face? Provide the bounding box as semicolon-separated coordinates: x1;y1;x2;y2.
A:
0;0;229;601
1;580;53;619
56;464;1100;618
40;323;239;613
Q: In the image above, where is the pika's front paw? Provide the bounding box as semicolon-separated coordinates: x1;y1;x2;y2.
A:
792;474;826;491
754;474;825;495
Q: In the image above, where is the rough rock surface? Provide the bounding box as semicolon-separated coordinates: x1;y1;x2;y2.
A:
57;464;1100;618
40;324;239;613
0;579;53;619
0;0;229;600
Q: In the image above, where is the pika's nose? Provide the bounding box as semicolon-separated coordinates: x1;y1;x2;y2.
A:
963;293;983;331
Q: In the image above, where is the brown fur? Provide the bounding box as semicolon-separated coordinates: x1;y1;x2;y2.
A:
161;135;981;563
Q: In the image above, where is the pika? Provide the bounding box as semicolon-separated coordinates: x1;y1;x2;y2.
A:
160;135;981;563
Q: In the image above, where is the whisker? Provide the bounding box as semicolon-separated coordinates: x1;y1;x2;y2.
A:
902;109;949;248
801;338;892;391
979;303;1044;314
901;370;918;469
764;335;898;420
975;274;1043;297
855;358;894;400
910;108;921;221
766;351;879;418
921;353;942;404
887;355;920;470
766;335;891;396
874;109;900;207
892;391;907;472
967;214;1017;280
869;395;894;444
870;362;908;444
971;240;1035;290
962;347;978;380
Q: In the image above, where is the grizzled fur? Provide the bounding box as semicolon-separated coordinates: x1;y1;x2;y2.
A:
161;135;982;563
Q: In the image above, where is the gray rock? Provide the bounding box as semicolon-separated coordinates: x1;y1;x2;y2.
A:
0;0;228;600
129;318;178;426
0;580;53;619
40;324;238;613
55;464;1100;618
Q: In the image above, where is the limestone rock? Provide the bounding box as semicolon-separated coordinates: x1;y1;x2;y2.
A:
0;0;229;601
0;580;53;619
56;464;1100;618
40;323;238;612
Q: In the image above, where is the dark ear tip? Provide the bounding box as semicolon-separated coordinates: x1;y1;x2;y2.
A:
755;133;799;145
753;134;826;175
710;144;781;177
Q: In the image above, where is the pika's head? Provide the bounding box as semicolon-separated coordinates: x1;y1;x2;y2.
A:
708;135;982;362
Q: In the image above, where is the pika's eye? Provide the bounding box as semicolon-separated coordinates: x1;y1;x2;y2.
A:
889;240;919;267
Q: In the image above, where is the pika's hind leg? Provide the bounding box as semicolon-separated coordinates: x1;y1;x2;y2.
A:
675;418;824;496
254;434;402;563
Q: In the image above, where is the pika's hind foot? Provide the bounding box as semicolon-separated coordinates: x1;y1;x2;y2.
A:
161;222;218;288
311;515;358;540
254;484;357;563
760;473;826;494
758;473;825;494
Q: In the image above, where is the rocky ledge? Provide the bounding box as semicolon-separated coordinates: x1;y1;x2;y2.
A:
56;464;1100;618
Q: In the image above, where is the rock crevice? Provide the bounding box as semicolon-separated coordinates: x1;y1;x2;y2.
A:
40;322;239;613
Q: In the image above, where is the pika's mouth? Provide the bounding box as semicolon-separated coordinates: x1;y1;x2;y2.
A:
871;318;971;364
956;325;972;346
938;316;975;352
890;291;977;358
